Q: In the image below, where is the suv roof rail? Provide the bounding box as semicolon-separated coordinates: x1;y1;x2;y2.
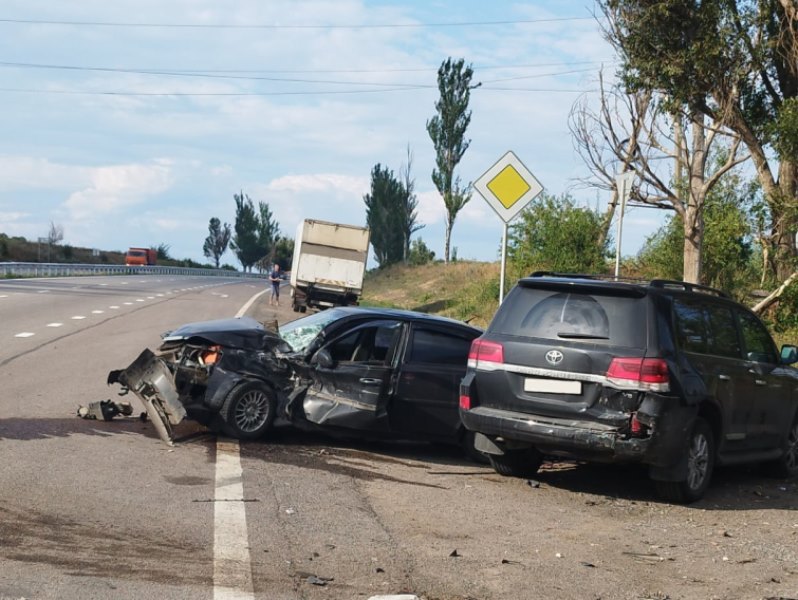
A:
527;271;652;285
528;271;599;280
649;279;729;298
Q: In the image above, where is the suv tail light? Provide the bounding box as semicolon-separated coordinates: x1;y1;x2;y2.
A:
468;338;504;370
606;357;669;392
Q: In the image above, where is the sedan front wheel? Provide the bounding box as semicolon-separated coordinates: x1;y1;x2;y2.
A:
218;380;276;440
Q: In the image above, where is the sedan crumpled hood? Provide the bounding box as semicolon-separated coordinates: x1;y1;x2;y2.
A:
162;316;291;352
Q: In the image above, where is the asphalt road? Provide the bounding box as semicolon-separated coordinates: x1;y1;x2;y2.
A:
2;274;798;600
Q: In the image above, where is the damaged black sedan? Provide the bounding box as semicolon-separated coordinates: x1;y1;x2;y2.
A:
108;307;483;454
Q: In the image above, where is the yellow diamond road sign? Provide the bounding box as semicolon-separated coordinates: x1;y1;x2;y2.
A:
474;151;543;223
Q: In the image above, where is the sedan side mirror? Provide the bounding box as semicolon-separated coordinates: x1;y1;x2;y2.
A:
781;344;798;365
311;348;334;369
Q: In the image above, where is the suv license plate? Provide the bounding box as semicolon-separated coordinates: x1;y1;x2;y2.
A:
524;378;581;394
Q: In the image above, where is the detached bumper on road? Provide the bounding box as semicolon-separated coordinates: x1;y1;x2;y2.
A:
107;349;187;445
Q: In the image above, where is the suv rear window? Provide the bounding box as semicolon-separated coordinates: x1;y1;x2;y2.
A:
489;286;647;347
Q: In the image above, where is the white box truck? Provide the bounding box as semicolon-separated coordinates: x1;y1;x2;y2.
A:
290;219;370;312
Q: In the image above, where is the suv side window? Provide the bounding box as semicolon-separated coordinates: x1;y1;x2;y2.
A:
705;304;741;359
673;299;708;354
737;311;778;364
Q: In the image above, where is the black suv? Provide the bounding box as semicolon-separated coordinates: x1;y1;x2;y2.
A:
459;273;798;502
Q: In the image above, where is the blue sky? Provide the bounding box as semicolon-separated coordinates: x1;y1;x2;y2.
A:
0;1;666;267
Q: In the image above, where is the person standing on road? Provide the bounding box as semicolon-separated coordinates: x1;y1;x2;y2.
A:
269;263;282;306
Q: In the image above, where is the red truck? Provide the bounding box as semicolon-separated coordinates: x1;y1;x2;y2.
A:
125;247;157;266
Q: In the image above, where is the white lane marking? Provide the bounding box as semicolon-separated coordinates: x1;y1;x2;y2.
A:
221;294;229;298
71;315;86;320
235;289;267;319
0;295;7;298
109;305;120;309
120;282;128;285
211;289;270;599
147;296;155;299
38;290;49;294
156;293;164;297
135;299;144;302
92;310;104;314
213;440;254;600
46;323;63;328
124;302;133;305
14;332;35;338
99;283;107;286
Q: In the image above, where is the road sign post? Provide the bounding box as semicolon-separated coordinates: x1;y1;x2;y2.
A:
473;151;543;303
613;171;635;279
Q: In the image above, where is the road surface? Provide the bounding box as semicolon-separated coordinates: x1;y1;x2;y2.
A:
1;274;797;600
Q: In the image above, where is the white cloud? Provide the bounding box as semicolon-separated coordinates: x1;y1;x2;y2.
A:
266;173;368;196
64;162;174;220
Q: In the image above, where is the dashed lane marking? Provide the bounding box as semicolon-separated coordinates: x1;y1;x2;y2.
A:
46;323;63;328
71;316;86;320
92;310;104;314
135;299;144;302
14;332;35;338
109;305;120;309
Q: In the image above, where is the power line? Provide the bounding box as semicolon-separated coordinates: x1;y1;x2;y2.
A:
0;16;595;30
0;59;614;76
0;86;431;97
0;84;594;97
0;60;602;87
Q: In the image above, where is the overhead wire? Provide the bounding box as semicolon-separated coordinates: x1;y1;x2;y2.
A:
0;16;595;30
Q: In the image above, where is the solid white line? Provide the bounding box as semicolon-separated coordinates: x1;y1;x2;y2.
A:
211;288;270;599
14;332;35;338
46;323;63;328
213;440;254;600
235;289;268;319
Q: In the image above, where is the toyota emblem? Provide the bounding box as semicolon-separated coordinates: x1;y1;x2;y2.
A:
545;350;564;366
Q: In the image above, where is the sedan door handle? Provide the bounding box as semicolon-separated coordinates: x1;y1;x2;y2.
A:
359;378;381;385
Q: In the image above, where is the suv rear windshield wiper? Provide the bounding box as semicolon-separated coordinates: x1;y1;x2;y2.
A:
557;332;609;340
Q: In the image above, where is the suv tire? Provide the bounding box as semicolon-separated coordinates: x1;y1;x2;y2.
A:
488;447;543;478
655;418;714;503
765;418;798;478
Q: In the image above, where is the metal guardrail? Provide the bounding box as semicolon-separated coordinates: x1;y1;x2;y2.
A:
0;262;267;279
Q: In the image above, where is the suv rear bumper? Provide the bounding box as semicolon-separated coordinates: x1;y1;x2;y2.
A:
460;400;695;467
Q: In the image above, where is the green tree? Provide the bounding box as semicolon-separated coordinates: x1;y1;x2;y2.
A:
273;237;294;270
230;192;262;271
601;0;798;281
636;167;755;294
203;217;232;268
427;57;478;263
508;193;608;276
407;237;435;266
364;164;406;267
154;243;172;261
257;201;280;258
399;146;424;263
